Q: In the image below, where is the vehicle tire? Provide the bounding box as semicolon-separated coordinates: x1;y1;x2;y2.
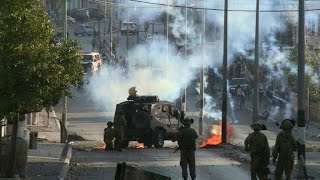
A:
122;140;129;148
153;129;164;148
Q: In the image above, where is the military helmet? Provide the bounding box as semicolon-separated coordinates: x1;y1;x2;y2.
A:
250;123;262;130
107;121;114;127
182;118;194;125
281;119;294;130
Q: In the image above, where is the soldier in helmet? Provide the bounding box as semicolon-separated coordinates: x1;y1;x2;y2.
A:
178;118;198;180
272;119;297;180
113;107;127;152
244;123;270;180
104;121;115;151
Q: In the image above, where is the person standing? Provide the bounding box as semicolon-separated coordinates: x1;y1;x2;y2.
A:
113;107;127;152
235;85;242;108
104;121;115;151
178;118;198;180
244;123;270;180
272;119;297;180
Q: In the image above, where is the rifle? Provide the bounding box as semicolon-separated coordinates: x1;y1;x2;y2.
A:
173;147;180;153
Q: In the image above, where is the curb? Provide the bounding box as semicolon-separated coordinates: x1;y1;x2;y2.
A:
59;143;72;180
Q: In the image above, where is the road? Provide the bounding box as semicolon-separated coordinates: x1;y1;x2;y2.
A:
67;147;250;180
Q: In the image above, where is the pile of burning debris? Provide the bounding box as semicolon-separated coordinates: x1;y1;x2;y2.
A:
200;121;234;148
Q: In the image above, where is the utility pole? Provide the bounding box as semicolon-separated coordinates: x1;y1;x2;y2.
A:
199;0;206;136
222;0;228;143
61;0;68;143
126;21;129;57
183;0;188;112
136;19;139;44
252;0;260;123
7;113;19;177
166;0;169;74
104;0;107;37
109;2;113;55
297;0;309;178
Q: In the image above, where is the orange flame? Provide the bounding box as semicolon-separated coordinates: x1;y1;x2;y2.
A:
200;121;234;148
135;143;145;148
94;144;106;149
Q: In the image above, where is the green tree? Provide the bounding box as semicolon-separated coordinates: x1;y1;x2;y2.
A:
287;47;320;103
0;0;82;177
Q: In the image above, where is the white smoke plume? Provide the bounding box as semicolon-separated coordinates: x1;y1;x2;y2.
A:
83;0;319;117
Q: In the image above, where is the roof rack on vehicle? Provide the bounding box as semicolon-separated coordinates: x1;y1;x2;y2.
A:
127;95;159;103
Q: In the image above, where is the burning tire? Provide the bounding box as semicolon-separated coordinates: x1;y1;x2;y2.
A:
153;129;164;148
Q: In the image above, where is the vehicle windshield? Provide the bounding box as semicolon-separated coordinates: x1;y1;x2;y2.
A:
82;55;93;62
230;78;246;85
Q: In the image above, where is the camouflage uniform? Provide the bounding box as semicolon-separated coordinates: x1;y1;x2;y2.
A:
113;113;127;151
244;123;270;180
178;119;198;180
272;120;297;180
104;122;115;151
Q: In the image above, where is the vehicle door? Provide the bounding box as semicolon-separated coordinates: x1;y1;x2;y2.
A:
169;106;180;132
160;104;171;132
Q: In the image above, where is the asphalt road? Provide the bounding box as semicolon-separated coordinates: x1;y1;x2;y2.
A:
67;147;250;180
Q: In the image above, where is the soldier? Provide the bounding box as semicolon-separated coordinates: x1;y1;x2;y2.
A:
272;119;297;180
244;123;270;180
127;87;138;100
113;107;127;152
178;118;198;180
104;121;115;151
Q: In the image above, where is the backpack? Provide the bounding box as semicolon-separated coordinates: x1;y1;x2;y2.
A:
250;133;267;155
279;132;293;158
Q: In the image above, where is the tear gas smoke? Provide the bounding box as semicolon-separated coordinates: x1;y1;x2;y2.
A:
83;0;319;117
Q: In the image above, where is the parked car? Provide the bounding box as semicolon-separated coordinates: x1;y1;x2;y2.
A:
87;8;104;19
120;21;138;35
74;24;95;36
68;8;89;22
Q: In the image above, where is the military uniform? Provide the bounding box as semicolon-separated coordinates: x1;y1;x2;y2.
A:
178;119;198;180
104;122;115;151
244;123;270;180
272;120;297;180
113;113;127;151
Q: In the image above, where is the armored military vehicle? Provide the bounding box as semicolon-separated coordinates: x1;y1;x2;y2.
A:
114;95;184;148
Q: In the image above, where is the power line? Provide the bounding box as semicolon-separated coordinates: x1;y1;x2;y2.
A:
129;0;320;12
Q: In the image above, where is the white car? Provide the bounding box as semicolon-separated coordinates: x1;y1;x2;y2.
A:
121;22;138;35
